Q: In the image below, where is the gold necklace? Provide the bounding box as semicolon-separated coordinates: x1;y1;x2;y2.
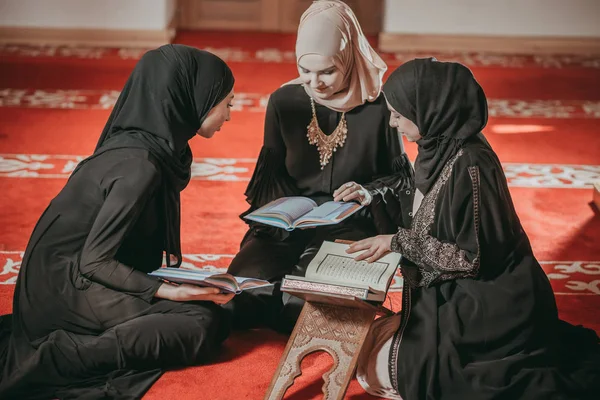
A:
306;98;348;169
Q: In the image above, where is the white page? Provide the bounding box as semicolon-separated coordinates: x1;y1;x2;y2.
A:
258;197;317;222
305;241;401;292
299;201;351;220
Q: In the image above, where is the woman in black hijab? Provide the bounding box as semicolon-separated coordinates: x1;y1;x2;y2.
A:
0;44;235;399
348;59;600;400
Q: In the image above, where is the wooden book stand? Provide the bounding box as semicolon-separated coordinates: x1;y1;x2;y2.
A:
264;240;388;399
264;301;377;399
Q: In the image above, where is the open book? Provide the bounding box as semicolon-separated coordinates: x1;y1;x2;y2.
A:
281;241;401;307
244;196;363;231
149;267;273;295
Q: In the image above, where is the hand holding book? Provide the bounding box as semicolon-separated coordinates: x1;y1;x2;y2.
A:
244;196;363;231
345;234;395;263
155;283;235;304
281;241;402;305
333;181;372;205
150;268;273;295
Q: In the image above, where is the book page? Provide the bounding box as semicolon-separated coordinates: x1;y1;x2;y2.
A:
300;201;346;219
205;274;241;293
294;202;363;228
248;197;317;225
149;268;240;293
305;241;401;293
295;201;356;222
236;277;274;291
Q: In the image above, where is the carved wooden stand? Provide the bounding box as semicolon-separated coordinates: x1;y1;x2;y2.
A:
264;301;376;400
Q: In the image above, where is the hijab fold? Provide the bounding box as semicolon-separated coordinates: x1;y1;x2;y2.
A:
287;0;387;112
383;58;488;194
74;44;234;267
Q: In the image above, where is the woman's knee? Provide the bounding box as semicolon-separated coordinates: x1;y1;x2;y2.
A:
112;304;228;368
228;239;304;280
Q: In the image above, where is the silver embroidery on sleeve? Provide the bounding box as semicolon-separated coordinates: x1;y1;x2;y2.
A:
392;149;482;287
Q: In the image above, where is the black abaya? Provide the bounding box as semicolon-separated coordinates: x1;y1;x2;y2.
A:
0;45;235;399
0;150;229;399
378;59;600;400
391;140;600;400
226;84;414;333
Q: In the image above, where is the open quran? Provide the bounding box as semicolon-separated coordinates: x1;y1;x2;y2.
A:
149;268;272;294
244;196;363;231
281;241;401;309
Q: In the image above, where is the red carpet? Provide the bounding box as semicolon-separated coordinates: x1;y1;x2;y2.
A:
0;31;599;399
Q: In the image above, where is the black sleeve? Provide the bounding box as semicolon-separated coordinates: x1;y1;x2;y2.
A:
243;95;299;212
79;157;163;302
363;105;415;232
392;150;520;283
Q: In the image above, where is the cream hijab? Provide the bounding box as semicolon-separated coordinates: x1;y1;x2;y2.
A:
288;0;387;112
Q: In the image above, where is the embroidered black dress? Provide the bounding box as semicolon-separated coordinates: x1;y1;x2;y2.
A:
226;84;413;333
379;59;600;400
390;141;600;400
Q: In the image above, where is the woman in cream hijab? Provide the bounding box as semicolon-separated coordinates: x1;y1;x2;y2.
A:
287;0;386;113
226;0;414;333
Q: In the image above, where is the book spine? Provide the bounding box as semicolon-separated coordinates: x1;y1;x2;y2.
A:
281;278;368;299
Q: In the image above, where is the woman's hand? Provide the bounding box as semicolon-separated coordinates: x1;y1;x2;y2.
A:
333;181;372;205
346;235;394;263
155;283;235;304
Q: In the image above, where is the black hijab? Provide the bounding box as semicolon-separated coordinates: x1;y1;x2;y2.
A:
75;44;234;267
383;58;488;194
